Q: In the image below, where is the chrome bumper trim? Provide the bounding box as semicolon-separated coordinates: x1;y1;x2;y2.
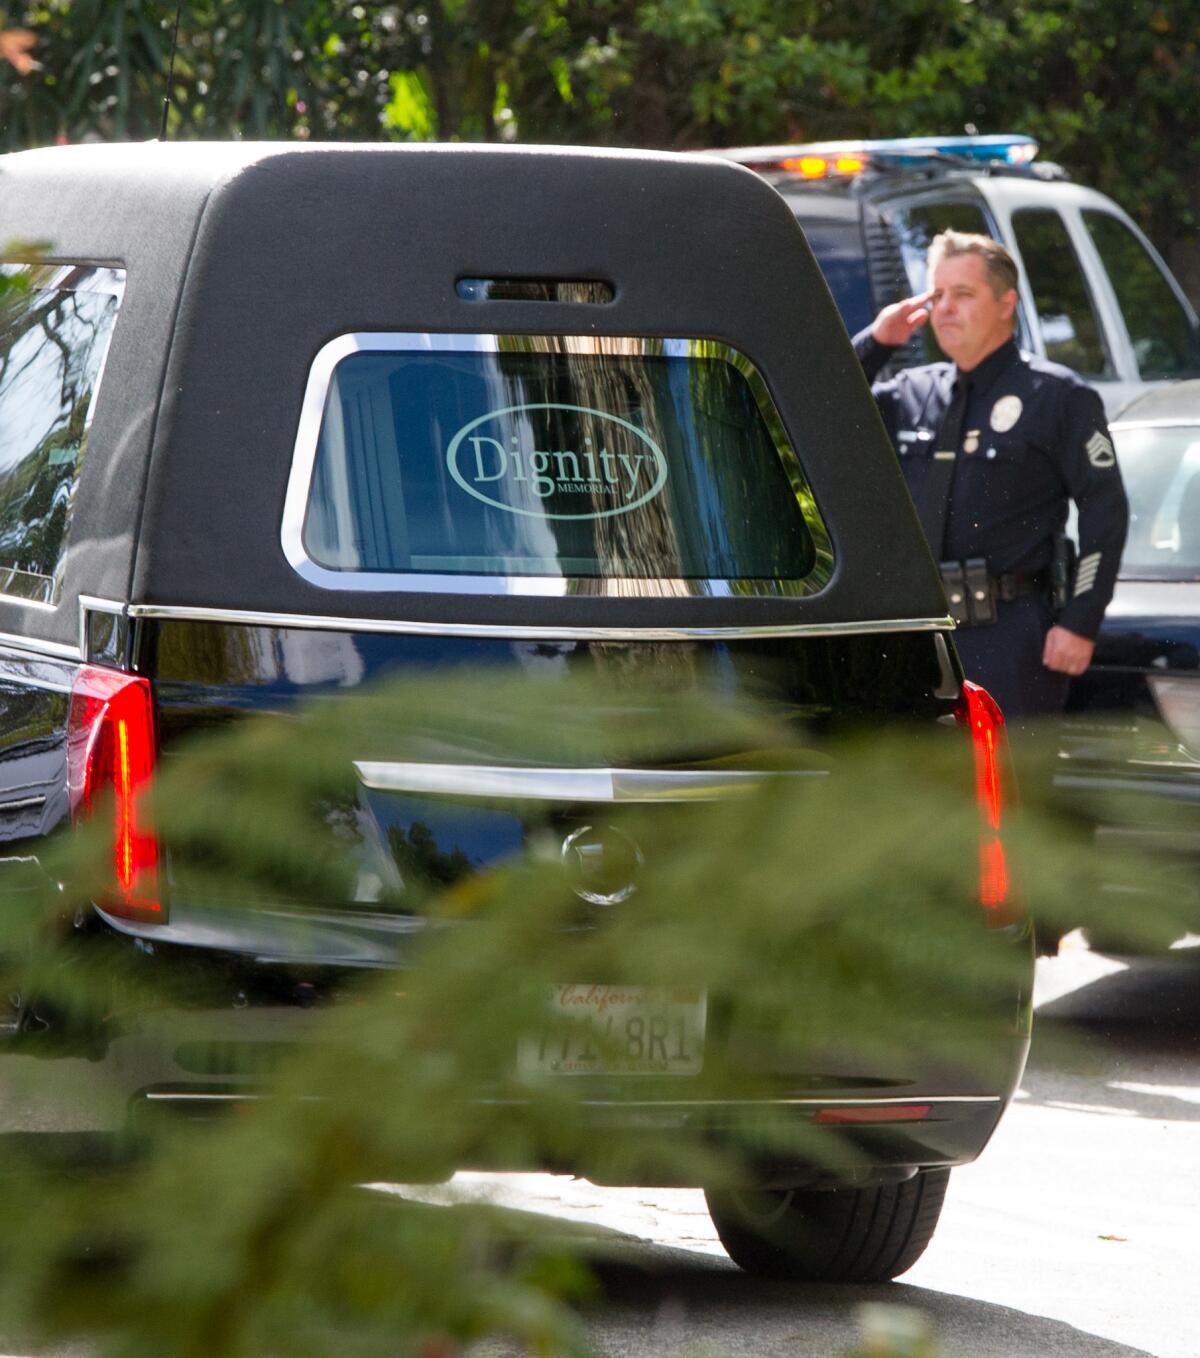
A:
354;760;825;802
143;1091;1001;1109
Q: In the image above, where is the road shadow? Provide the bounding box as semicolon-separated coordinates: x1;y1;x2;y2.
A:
450;1209;1155;1357
1024;949;1200;1121
1036;948;1200;1035
585;1247;1156;1357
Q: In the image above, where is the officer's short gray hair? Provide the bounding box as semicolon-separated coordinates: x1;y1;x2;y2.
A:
927;231;1019;299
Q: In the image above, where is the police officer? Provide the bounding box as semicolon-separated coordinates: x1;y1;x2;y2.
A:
855;230;1129;720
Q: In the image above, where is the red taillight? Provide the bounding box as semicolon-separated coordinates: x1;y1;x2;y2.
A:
954;681;1022;927
68;666;162;922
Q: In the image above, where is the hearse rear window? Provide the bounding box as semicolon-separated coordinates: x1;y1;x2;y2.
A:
289;335;832;596
0;264;123;606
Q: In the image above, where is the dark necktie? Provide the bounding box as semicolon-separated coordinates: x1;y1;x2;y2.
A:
915;374;971;560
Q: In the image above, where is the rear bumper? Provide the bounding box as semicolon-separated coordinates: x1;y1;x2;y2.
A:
116;1083;1013;1190
1;915;1032;1188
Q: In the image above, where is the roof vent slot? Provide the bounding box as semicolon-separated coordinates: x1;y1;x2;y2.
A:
455;277;614;304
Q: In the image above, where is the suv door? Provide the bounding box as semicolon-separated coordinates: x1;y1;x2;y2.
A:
986;184;1199;416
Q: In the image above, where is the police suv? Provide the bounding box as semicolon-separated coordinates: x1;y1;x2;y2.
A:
714;135;1200;416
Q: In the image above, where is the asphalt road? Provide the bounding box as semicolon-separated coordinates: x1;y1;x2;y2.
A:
421;938;1200;1358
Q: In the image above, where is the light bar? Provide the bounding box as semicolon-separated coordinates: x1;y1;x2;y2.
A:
713;135;1038;178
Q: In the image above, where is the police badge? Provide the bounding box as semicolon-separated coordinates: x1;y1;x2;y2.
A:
990;395;1023;432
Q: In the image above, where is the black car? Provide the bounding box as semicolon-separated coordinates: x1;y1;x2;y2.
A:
712;135;1200;416
1062;379;1200;941
0;141;1031;1281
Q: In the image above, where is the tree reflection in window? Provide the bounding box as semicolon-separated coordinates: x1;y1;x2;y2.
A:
0;266;121;604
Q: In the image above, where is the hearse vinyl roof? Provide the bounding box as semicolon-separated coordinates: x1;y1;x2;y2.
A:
0;141;946;646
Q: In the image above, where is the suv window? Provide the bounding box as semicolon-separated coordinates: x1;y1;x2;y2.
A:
1010;209;1113;380
1083;211;1200;380
800;219;875;337
887;201;992;364
0;265;122;605
293;336;832;595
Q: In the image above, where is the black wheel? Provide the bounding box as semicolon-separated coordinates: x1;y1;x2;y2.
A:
705;1168;950;1282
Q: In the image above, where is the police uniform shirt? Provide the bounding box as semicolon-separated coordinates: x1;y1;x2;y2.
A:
853;329;1129;640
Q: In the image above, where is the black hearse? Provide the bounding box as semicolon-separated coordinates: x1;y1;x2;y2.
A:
0;142;1029;1282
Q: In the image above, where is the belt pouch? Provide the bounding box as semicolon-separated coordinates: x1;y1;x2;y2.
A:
939;562;970;626
964;558;998;626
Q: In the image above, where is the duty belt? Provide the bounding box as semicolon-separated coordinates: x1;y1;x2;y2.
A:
939;558;1049;628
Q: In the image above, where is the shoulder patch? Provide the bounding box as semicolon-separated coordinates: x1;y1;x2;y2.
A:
1086;431;1116;468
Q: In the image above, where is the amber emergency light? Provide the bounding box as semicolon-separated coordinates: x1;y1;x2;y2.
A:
720;135;1038;180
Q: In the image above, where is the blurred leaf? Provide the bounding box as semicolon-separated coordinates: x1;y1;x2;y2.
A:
384;69;437;139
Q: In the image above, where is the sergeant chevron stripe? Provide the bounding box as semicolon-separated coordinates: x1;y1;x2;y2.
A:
1085;431;1116;468
1074;551;1102;596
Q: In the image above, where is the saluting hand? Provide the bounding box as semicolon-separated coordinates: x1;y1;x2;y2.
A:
870;290;935;347
1043;625;1095;677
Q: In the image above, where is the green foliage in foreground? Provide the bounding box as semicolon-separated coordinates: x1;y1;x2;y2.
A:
0;668;1187;1356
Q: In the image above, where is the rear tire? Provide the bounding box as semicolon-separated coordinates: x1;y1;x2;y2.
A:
705;1168;950;1282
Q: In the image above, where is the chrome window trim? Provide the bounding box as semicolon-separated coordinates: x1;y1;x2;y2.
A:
0;262;126;304
281;331;835;599
78;594;126;661
0;590;56;615
0;597;129;667
126;601;955;642
0;626;81;662
0;264;127;612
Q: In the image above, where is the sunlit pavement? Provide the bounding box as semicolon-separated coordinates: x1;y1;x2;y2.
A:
409;936;1200;1357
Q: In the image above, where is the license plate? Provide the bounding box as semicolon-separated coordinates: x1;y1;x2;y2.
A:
518;984;707;1076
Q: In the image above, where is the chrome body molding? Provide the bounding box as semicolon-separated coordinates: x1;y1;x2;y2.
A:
144;1091;1000;1109
354;761;827;803
280;330;835;599
1109;417;1200;431
144;1092;272;1103
126;601;956;643
459;1095;1002;1110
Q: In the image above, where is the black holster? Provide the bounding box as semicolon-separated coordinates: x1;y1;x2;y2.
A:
1051;532;1077;613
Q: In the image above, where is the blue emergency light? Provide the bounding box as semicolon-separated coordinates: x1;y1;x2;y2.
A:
715;135;1039;178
